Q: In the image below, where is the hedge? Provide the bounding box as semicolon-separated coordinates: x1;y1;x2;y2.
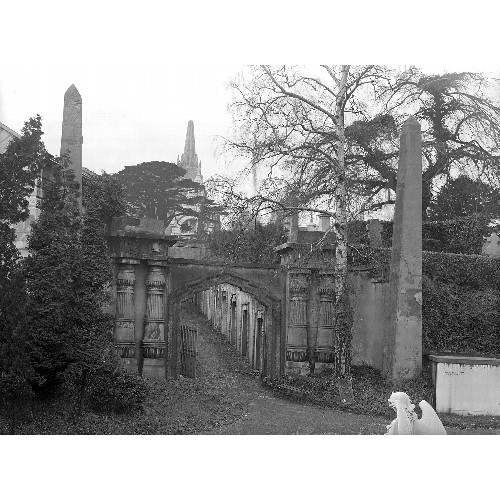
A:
423;251;500;289
422;214;492;254
362;214;494;254
422;250;500;358
357;248;500;357
423;276;500;358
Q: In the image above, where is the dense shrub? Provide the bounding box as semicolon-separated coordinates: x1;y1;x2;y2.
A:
357;246;500;357
422;214;492;254
423;251;500;357
0;370;34;433
0;116;52;432
354;215;494;254
61;348;148;415
423;276;500;357
423;251;500;289
346;220;370;246
85;367;148;414
206;222;286;265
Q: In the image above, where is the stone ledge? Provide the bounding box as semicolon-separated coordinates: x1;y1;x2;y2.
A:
429;355;500;366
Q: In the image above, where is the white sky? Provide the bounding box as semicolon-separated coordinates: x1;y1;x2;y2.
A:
0;62;242;178
1;2;499;185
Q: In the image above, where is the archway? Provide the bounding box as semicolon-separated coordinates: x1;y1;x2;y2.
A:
167;271;284;381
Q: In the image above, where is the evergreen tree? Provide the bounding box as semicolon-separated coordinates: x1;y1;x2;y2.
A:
25;156;116;399
428;175;500;221
82;170;127;231
26;157;146;413
0;116;52;432
113;161;205;224
25;155;83;392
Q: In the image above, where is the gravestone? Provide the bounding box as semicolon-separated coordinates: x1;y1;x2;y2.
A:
60;84;83;209
382;116;422;381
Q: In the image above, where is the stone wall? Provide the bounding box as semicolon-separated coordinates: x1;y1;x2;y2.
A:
197;284;266;371
349;271;389;371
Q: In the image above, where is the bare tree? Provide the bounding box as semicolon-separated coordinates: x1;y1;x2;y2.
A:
225;65;394;287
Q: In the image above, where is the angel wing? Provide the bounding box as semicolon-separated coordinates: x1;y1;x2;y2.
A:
385;401;414;435
413;400;447;435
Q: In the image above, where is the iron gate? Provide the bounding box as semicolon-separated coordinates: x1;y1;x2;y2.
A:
180;324;198;378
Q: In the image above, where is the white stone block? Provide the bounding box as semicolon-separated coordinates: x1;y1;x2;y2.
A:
430;355;500;416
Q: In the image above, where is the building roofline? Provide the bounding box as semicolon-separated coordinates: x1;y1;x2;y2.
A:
0;121;21;138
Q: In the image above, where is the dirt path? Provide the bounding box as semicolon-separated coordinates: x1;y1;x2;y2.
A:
182;304;388;435
182;304;500;436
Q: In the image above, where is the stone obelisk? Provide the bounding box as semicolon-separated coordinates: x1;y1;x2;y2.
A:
382;116;422;381
60;84;83;209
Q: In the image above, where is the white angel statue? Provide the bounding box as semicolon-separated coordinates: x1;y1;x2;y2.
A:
385;392;447;435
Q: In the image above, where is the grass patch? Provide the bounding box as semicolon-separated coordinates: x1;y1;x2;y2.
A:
3;375;247;435
269;364;500;431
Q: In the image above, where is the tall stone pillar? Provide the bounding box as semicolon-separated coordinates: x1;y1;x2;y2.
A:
285;270;311;375
114;261;138;372
316;272;336;366
60;84;83;209
143;264;167;378
382;116;422;381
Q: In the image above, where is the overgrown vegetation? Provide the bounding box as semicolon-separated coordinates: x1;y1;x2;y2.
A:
271;364;500;430
422;252;500;357
0;116;53;432
0;117;146;433
423;214;493;254
206;221;287;265
270;365;433;419
368;214;494;254
428;175;500;221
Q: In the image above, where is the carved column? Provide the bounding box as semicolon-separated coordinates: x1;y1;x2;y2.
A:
143;265;167;378
285;270;311;374
316;272;336;365
114;263;137;369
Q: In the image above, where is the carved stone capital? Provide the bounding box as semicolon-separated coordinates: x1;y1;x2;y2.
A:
146;266;166;290
116;264;136;288
318;272;336;298
288;271;311;296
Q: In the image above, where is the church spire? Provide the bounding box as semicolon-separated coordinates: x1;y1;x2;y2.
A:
178;120;200;181
184;120;196;156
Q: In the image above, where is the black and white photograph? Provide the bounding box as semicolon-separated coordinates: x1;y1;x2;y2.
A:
1;1;498;498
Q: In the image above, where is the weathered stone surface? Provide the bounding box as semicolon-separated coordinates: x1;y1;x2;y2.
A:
319;214;331;232
482;232;500;257
367;219;383;248
60;84;83;208
382;116;422;381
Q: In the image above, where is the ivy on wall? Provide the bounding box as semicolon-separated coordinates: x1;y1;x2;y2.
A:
377;214;493;254
356;246;500;358
206;222;287;265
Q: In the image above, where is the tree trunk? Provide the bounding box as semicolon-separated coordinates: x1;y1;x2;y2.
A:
333;66;352;379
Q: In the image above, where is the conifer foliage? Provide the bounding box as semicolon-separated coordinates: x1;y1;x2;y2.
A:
25;156;86;391
0;116;52;432
24;154;146;412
